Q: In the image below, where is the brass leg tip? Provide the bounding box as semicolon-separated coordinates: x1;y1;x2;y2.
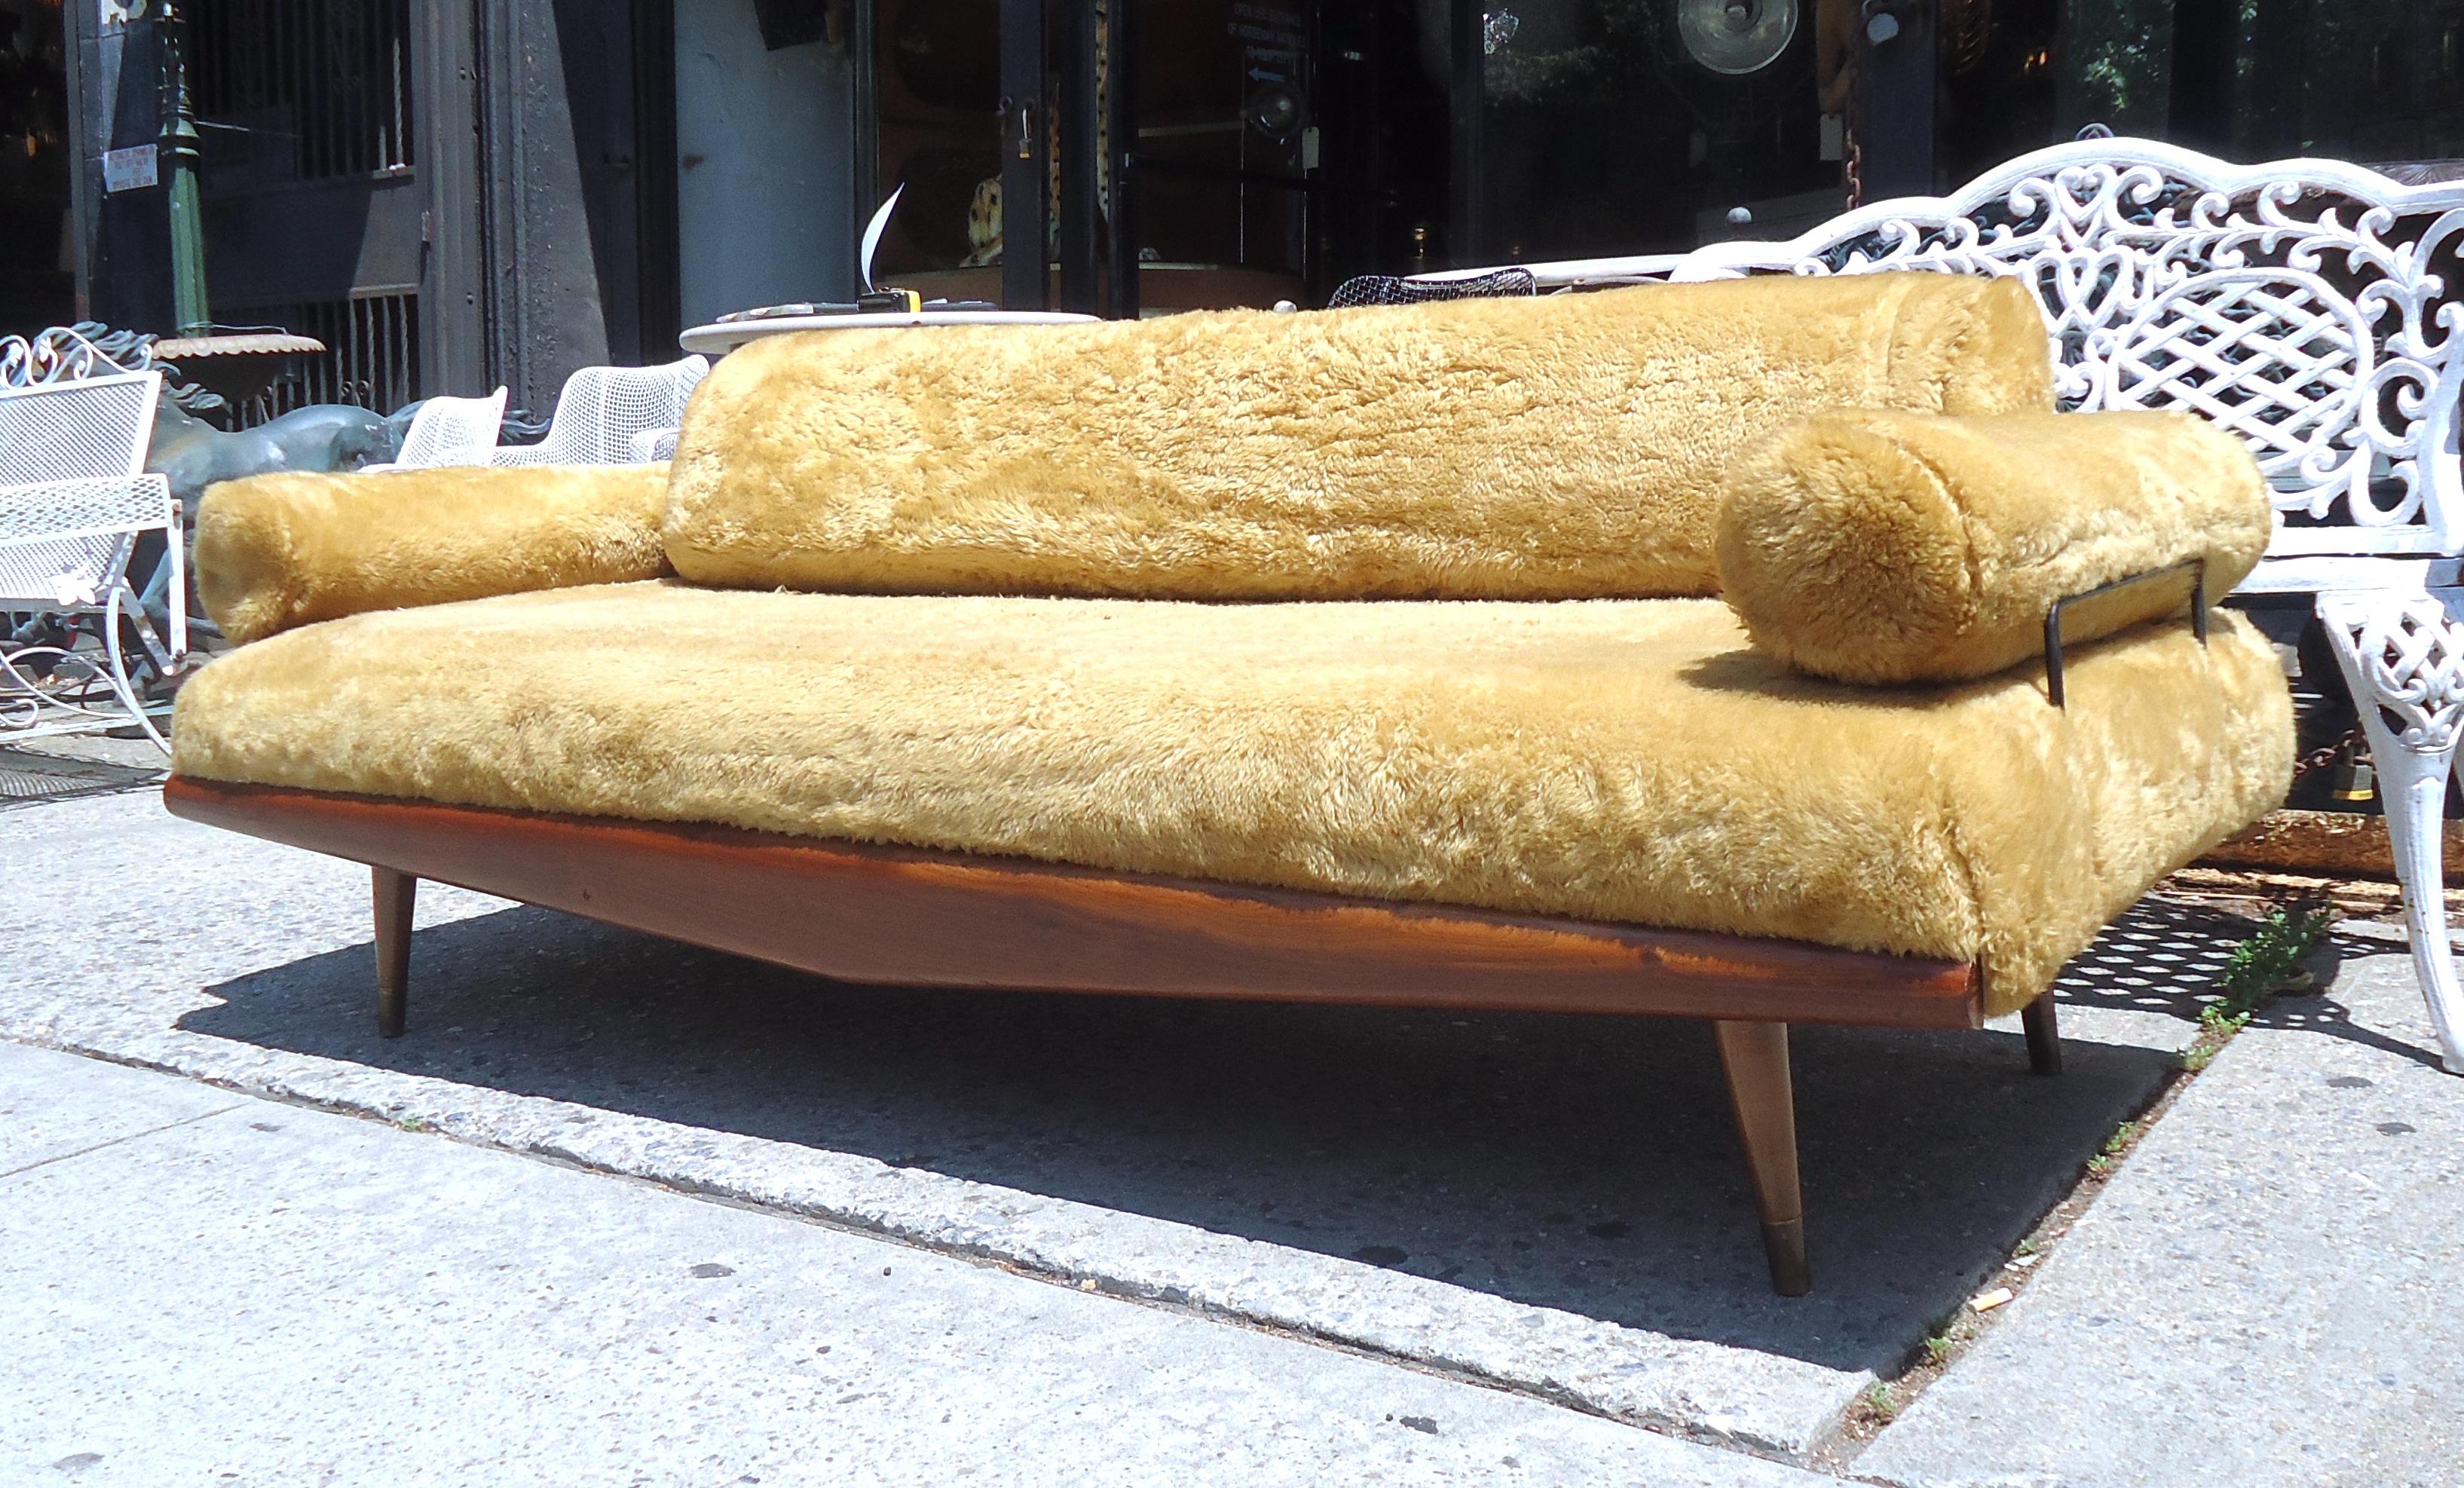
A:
1762;1219;1811;1296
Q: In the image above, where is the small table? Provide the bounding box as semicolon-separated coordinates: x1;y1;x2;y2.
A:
679;309;1097;357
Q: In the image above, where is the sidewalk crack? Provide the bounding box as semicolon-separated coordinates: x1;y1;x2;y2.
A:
0;1102;249;1183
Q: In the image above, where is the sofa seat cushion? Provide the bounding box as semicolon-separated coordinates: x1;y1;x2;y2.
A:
170;583;2289;1012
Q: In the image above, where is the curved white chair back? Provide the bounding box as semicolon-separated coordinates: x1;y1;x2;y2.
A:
389;388;510;470
492;357;709;467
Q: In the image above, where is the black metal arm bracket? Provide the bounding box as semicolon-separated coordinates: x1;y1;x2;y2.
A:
2043;559;2209;709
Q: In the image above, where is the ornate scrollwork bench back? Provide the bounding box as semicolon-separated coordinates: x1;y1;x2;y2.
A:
1669;140;2464;585
1435;137;2464;1071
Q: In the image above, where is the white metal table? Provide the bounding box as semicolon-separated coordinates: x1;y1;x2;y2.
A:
679;309;1096;357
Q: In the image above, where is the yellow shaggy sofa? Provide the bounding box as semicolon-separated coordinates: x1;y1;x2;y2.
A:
166;272;2293;1294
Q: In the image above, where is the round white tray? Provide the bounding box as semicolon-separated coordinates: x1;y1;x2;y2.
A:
680;309;1097;355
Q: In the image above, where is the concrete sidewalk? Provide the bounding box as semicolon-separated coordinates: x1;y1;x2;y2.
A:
1855;945;2464;1487
9;773;2463;1483
0;785;2259;1459
0;1041;1820;1486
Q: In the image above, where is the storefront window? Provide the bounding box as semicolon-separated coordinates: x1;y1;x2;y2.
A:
1471;0;1841;259
844;0;2464;314
867;0;1318;311
2244;1;2464;162
867;0;1000;280
2058;0;2172;138
1;0;75;335
2031;0;2464;175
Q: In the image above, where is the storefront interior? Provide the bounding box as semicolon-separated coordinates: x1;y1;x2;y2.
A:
843;0;2464;318
51;0;2464;403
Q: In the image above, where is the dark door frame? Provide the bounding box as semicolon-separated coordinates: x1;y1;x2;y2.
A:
1448;0;1483;267
469;0;684;407
1853;0;1937;201
1054;0;1100;312
60;0;96;323
851;0;881;295
998;0;1049;308
632;0;684;358
419;0;488;395
1102;0;1137;317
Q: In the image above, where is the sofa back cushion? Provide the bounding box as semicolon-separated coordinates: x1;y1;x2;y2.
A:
662;272;2055;600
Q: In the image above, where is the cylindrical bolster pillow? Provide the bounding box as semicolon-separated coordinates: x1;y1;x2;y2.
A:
663;271;2054;601
195;464;673;644
1715;409;2272;684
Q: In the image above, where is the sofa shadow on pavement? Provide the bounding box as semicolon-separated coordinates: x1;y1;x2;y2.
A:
177;896;2257;1377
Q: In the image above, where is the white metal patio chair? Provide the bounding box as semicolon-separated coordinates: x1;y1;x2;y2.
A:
491;356;708;467
627;426;681;464
375;387;510;470
1436;137;2464;1072
0;367;188;752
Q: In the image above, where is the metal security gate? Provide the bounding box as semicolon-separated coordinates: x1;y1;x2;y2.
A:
188;0;470;420
229;295;421;423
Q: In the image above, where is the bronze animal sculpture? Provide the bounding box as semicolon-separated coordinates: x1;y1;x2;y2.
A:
145;397;401;510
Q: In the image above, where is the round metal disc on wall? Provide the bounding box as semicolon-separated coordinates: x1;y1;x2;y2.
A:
1677;0;1800;75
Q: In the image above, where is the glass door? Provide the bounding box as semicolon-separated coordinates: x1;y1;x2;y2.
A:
1454;0;1844;265
866;0;1320;314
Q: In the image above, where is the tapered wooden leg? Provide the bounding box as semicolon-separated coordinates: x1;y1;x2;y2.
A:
373;866;415;1039
1713;1019;1809;1296
2022;994;2061;1076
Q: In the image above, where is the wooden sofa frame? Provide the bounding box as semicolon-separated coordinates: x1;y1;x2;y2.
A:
164;774;2065;1297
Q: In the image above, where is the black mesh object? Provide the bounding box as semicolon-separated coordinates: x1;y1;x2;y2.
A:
1324;268;1540;308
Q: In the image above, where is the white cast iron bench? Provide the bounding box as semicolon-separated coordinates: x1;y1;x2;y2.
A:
0;329;189;752
1440;137;2464;1073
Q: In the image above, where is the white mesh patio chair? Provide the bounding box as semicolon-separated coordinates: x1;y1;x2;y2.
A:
372;387;510;470
0;370;187;752
492;357;708;467
627;426;681;463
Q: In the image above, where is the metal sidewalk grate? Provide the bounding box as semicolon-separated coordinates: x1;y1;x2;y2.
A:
0;749;164;809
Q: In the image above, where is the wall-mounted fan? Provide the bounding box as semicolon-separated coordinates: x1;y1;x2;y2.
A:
1676;0;1799;75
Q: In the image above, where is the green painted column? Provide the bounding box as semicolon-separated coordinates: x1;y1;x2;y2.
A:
160;2;211;337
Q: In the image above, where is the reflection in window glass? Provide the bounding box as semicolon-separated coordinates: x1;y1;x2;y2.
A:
2251;2;2464;163
2057;0;2174;138
2040;0;2464;168
1475;0;1840;260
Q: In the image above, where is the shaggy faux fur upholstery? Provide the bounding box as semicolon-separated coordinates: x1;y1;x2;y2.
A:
172;583;2291;1011
1716;409;2271;684
194;464;672;644
663;272;2055;600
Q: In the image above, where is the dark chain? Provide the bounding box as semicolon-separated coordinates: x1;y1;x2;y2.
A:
2291;721;2367;783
